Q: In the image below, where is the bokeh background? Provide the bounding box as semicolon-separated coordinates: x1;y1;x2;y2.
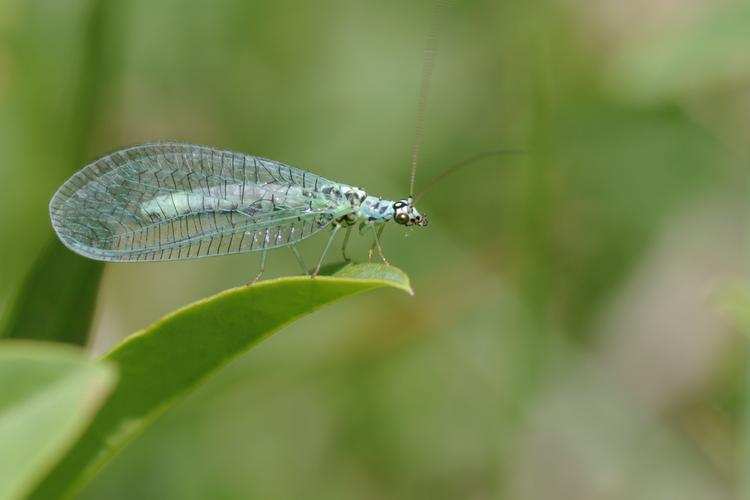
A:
2;0;750;498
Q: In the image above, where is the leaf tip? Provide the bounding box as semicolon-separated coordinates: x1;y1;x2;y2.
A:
330;262;413;294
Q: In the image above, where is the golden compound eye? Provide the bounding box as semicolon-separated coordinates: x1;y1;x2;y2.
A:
396;213;409;224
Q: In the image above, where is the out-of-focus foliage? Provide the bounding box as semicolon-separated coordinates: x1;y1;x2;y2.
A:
0;342;115;500
0;0;748;498
1;241;102;345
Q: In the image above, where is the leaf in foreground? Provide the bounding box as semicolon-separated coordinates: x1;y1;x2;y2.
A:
0;341;116;500
31;263;411;499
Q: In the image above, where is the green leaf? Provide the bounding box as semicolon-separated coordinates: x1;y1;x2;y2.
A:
31;263;411;499
1;240;103;346
0;341;116;500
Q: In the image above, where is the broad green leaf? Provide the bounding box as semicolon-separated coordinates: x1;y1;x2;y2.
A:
1;240;103;346
31;263;411;499
0;341;116;500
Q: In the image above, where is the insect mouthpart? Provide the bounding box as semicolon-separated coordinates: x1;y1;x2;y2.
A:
393;199;428;228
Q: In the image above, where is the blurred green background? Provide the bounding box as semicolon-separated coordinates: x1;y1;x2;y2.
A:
2;0;750;498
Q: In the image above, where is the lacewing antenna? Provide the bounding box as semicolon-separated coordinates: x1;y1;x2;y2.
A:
408;0;448;202
414;149;526;201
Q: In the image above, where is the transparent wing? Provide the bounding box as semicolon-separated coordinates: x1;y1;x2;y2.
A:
49;142;353;262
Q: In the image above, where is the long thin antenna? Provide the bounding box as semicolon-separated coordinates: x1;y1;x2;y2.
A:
414;149;526;201
409;0;448;200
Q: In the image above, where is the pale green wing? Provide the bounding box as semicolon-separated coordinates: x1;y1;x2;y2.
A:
49;143;354;261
